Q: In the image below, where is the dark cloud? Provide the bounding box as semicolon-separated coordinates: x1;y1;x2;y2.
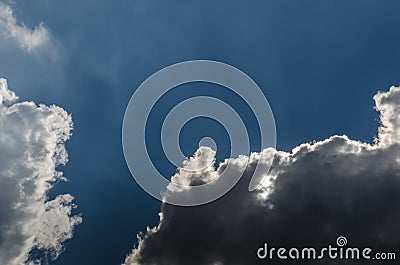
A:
123;87;400;265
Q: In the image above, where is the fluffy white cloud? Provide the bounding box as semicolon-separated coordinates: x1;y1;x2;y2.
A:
0;3;50;51
123;86;400;265
0;78;81;265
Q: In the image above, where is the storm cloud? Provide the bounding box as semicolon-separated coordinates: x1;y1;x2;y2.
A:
123;86;400;265
0;78;81;265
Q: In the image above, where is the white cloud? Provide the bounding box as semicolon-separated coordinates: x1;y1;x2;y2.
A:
0;77;17;104
0;3;50;51
374;86;400;147
0;78;81;265
123;86;400;265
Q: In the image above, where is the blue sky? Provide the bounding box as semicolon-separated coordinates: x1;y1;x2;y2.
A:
1;1;400;264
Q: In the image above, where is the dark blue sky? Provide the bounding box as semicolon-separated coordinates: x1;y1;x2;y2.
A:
1;1;400;264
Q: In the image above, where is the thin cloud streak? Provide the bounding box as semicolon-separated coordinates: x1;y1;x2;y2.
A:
0;3;50;51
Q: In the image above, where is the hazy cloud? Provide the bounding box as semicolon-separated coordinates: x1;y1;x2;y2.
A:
0;3;50;51
0;78;81;265
123;86;400;265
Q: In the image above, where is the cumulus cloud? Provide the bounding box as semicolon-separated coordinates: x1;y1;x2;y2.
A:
0;3;50;51
0;78;81;265
123;86;400;265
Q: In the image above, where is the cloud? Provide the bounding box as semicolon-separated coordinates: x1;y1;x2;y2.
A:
0;3;50;51
123;86;400;265
0;78;81;265
374;87;400;148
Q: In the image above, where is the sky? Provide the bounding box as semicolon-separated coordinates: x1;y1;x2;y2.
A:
1;1;400;265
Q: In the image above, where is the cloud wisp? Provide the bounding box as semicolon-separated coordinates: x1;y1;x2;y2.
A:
123;86;400;265
0;3;50;51
0;78;81;265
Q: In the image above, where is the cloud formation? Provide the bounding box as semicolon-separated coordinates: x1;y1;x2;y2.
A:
0;3;50;51
0;78;81;265
123;86;400;265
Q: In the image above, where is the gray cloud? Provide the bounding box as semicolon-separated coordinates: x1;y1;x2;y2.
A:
0;78;81;265
123;86;400;265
